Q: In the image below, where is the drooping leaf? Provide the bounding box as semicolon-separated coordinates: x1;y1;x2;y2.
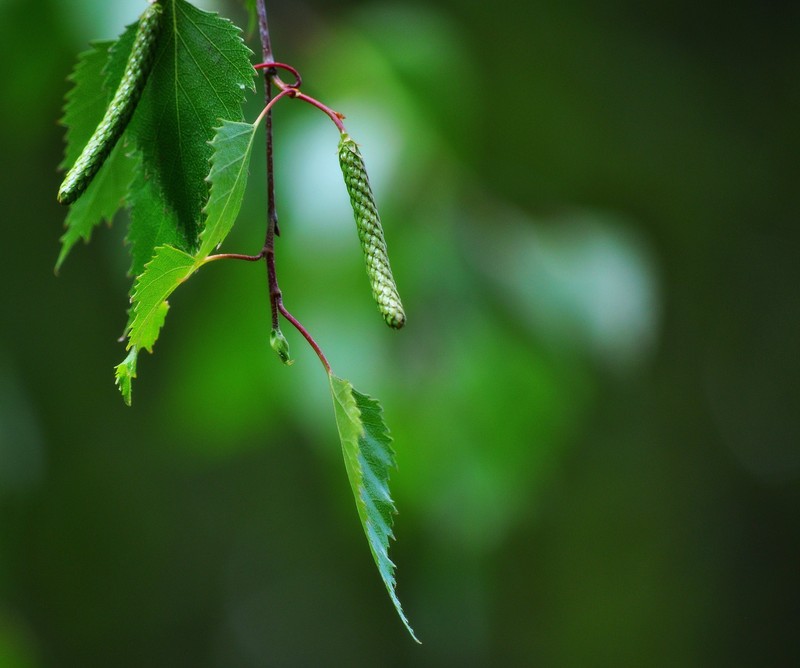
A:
329;374;419;642
124;119;258;384
128;245;194;353
56;41;135;270
108;0;255;275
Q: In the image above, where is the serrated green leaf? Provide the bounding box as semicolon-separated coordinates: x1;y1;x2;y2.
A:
126;166;189;277
198;120;258;258
114;347;138;406
127;245;193;352
329;375;419;642
112;0;255;274
124;118;258;380
61;41;113;171
56;41;135;270
57;144;135;271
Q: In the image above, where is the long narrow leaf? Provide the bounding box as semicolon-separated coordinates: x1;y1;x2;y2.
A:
329;374;419;642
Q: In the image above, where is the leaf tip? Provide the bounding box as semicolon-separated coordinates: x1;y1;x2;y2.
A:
54;239;74;275
114;346;138;406
328;375;418;641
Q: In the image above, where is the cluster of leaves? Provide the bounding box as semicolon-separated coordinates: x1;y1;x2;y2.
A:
58;0;416;641
59;0;256;396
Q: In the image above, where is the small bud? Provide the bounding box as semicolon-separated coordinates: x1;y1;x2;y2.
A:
270;328;294;365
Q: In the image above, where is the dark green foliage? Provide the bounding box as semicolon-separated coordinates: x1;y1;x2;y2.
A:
3;0;795;662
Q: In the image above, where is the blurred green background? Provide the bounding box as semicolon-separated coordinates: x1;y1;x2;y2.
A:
1;0;798;665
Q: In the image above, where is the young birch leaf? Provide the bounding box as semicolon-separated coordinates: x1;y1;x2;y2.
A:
57;41;135;271
114;347;138;406
124;119;257;389
119;0;255;274
197;120;259;258
128;245;194;353
329;374;419;642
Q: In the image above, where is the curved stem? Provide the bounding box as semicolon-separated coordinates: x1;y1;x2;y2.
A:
202;88;292;266
253;60;347;133
204;251;264;263
255;0;331;375
254;87;295;127
278;301;332;374
293;91;346;133
254;61;302;88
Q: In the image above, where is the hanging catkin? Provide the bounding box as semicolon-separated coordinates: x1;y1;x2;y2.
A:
58;1;163;205
338;133;406;329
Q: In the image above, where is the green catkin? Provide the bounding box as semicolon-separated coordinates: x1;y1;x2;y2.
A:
338;133;406;329
58;2;163;205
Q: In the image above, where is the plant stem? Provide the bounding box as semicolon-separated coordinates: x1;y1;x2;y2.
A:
278;301;331;374
256;0;331;374
254;61;347;133
204;251;264;263
256;1;280;329
293;91;346;133
256;1;275;65
204;89;293;265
